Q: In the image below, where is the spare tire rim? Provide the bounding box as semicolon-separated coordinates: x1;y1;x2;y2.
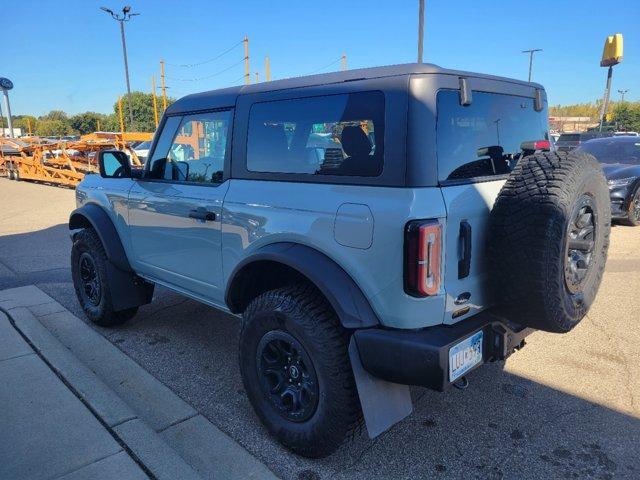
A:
564;195;597;294
79;252;101;306
256;330;319;422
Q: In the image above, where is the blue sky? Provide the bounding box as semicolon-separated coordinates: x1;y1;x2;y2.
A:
3;0;638;116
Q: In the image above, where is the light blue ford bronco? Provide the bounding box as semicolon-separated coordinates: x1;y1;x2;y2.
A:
69;63;610;457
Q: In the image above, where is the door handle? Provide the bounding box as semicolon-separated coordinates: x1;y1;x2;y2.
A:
189;208;216;222
458;221;472;279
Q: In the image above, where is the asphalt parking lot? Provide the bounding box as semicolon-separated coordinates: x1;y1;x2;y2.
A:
1;177;638;480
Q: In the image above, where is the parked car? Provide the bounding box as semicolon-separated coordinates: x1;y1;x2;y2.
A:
555;131;611;152
69;63;610;458
577;136;640;226
133;140;151;164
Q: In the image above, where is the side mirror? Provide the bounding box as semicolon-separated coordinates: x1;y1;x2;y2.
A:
98;150;132;178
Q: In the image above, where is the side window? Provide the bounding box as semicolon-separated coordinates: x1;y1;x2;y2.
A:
148;110;231;184
246;91;384;177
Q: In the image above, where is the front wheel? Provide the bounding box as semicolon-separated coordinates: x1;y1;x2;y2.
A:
620;187;640;227
239;284;362;458
71;229;137;327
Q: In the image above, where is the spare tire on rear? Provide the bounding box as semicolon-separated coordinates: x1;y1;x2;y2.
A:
489;150;610;333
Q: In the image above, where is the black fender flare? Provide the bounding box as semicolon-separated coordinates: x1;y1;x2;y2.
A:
225;242;380;329
69;204;154;311
69;203;132;272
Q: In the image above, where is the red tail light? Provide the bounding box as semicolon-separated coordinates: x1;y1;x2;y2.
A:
520;139;551;152
404;220;442;297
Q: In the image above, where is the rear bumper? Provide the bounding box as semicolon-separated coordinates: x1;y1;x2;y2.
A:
353;310;533;392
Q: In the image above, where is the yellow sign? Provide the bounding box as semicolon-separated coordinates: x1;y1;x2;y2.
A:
601;33;624;67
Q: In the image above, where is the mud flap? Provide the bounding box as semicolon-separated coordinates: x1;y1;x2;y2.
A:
106;261;154;312
348;337;413;438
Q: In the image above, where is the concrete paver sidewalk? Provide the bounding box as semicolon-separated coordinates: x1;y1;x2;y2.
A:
0;285;277;480
0;311;148;480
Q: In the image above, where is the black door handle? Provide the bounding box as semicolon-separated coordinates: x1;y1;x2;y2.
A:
458;221;472;279
189;208;216;222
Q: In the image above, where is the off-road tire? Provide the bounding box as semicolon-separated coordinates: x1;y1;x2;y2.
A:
620;186;640;227
239;284;362;458
489;151;610;333
71;228;138;327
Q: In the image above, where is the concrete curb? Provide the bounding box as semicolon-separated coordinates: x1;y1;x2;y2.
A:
0;285;278;480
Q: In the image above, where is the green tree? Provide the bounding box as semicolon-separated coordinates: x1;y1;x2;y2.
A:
40;110;69;122
611;102;640;132
35;119;73;137
115;91;174;132
70;112;105;134
10;115;38;134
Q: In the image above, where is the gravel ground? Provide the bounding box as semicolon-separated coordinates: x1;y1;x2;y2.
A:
1;177;638;479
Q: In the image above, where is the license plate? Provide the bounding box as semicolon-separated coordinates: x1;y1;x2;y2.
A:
449;330;483;382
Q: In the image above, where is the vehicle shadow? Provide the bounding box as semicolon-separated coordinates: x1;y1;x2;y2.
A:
1;225;638;480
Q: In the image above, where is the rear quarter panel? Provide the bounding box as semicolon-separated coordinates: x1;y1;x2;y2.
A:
222;179;448;329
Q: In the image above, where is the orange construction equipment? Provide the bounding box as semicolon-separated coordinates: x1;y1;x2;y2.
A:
0;132;153;188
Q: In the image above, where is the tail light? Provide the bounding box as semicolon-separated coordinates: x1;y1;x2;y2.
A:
520;139;551;152
404;220;442;297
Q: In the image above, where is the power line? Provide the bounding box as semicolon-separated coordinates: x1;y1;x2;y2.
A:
165;40;243;68
166;58;245;82
305;57;342;75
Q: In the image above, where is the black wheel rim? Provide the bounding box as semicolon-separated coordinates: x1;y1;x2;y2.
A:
564;195;597;295
256;330;319;422
631;190;640;223
79;252;101;306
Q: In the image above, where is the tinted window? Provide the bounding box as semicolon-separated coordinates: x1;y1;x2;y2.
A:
558;134;580;142
578;140;640;165
436;90;548;181
148;110;231;184
247;91;384;177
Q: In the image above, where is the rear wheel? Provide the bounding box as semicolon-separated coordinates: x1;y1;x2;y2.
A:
489;151;611;333
620;187;640;227
239;284;361;458
71;229;137;327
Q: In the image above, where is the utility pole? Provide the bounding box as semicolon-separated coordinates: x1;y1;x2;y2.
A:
618;89;628;102
255;72;259;83
522;49;542;82
341;53;347;71
100;6;139;130
243;36;250;85
151;76;159;128
160;59;168;111
417;0;425;63
265;56;271;81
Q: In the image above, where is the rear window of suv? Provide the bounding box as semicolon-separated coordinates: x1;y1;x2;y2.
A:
436;90;548;182
247;91;384;177
558;134;581;142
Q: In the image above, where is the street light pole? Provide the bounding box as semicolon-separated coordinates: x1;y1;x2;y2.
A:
417;0;425;63
101;6;139;130
618;89;628;103
522;48;542;82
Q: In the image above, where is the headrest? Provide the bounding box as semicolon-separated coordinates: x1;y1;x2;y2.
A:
341;126;372;157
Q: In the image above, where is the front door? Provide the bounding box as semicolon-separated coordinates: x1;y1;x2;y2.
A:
128;110;233;304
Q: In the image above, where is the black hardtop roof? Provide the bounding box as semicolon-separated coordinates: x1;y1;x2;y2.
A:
166;62;544;114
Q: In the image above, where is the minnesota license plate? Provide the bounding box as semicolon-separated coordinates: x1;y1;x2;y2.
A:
449;330;483;382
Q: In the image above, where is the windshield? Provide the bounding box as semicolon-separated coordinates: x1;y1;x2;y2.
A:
558;134;580;142
436;90;548;181
578;140;640;165
135;141;151;150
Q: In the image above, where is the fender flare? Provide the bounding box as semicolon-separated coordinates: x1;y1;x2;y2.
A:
225;242;380;329
69;203;132;272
